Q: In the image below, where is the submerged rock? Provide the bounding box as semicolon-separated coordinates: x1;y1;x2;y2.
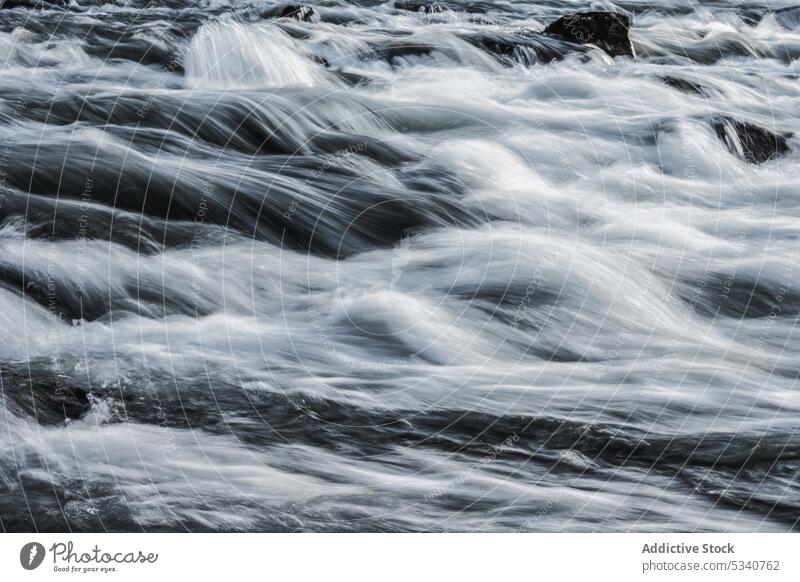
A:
659;75;710;97
264;4;316;22
544;11;634;58
712;117;791;164
4;370;92;425
0;0;68;8
465;29;595;66
396;2;445;14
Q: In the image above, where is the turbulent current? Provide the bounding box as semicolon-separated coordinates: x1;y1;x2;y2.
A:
0;0;798;532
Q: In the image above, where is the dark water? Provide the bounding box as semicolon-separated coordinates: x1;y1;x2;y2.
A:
0;0;799;532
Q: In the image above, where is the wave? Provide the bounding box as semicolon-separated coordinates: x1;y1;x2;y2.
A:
0;0;798;532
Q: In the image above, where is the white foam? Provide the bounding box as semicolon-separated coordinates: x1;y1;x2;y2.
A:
185;17;328;89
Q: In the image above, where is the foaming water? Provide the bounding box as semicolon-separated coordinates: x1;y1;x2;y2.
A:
0;0;798;532
185;17;329;88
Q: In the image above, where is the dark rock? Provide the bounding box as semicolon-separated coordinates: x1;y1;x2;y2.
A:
544;11;634;58
465;29;593;66
474;35;518;60
336;70;371;87
711;117;791;164
659;75;710;97
277;4;315;22
396;2;445;14
3;369;92;425
310;54;331;68
375;38;437;62
0;0;68;8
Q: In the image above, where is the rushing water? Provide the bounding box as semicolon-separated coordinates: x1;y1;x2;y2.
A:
0;0;798;532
